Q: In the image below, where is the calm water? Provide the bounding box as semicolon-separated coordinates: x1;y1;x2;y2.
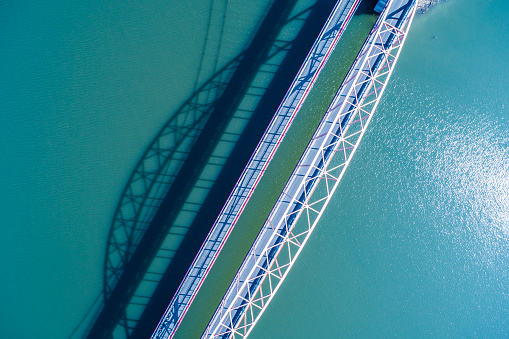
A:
0;0;272;337
1;0;508;338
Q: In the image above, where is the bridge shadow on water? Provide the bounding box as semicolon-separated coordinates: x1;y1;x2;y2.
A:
356;0;382;15
74;0;380;338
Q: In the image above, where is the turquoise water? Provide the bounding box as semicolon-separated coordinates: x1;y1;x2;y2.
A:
1;0;508;338
0;1;271;337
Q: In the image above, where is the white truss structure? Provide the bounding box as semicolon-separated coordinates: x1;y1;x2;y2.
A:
203;0;417;338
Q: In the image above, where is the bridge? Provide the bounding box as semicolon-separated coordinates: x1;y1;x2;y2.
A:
154;0;417;338
76;0;417;338
200;0;417;337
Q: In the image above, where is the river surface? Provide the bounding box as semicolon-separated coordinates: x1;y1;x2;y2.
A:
1;0;508;338
0;0;273;337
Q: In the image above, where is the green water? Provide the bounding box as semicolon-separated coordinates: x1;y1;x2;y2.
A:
1;0;508;338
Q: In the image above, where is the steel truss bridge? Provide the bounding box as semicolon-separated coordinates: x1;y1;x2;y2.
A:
201;0;417;337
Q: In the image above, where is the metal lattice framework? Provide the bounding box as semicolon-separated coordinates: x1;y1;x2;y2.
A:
203;0;417;337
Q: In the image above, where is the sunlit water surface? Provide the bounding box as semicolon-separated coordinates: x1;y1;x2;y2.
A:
1;0;508;338
250;0;509;337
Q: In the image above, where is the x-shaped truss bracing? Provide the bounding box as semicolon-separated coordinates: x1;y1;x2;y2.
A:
203;1;417;337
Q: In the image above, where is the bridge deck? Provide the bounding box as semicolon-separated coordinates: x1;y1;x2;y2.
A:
151;0;363;338
203;0;417;337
